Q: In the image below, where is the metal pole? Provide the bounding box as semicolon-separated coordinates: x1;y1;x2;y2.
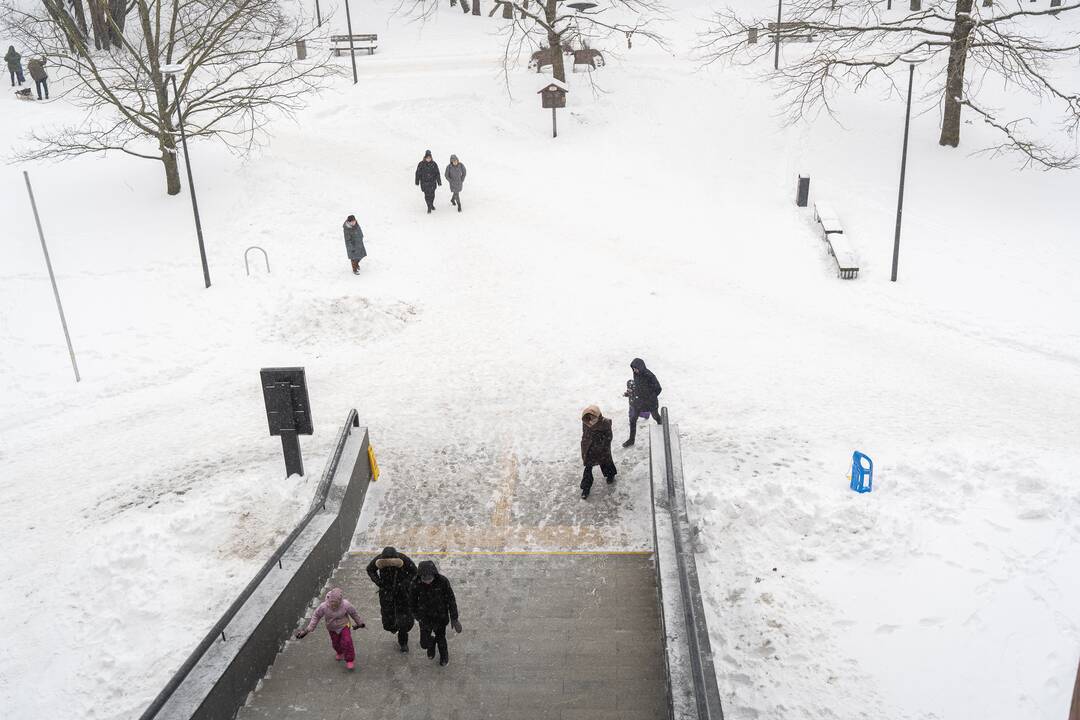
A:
891;62;915;283
552;107;557;138
773;0;782;69
344;0;358;85
169;75;211;288
23;171;81;382
315;0;322;26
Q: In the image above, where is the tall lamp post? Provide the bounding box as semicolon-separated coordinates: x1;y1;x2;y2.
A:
891;53;927;283
773;0;783;70
162;63;211;289
344;0;358;84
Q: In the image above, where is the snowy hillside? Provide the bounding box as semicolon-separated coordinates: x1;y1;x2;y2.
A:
2;0;1079;718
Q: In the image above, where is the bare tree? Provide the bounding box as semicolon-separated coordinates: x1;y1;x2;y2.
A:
3;0;335;195
399;0;663;83
698;0;1080;169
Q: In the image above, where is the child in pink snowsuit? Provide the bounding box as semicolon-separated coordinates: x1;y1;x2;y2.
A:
295;587;365;669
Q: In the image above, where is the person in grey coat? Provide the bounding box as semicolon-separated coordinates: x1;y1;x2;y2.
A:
5;46;24;86
343;215;367;274
27;56;47;100
444;155;466;213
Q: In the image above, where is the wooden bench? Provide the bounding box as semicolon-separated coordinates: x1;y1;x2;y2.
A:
331;34;378;56
813;202;860;279
763;21;817;42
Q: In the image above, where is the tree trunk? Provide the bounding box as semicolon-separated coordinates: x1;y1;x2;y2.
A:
107;0;126;48
939;0;974;147
162;145;182;196
459;0;471;12
472;0;480;15
545;0;565;82
88;0;108;50
502;1;513;18
69;0;89;39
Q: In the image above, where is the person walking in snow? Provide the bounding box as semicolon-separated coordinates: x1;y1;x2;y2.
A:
444;154;466;212
343;214;367;275
415;150;441;213
623;358;662;447
409;560;461;667
294;587;366;670
580;405;617;499
27;56;47;100
5;46;24;87
366;546;417;652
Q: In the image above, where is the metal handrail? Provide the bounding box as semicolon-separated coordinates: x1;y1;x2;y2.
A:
137;409;360;720
660;407;725;720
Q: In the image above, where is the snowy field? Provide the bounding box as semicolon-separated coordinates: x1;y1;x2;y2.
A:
2;0;1079;718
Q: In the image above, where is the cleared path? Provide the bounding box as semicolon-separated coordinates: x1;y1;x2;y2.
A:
238;551;667;720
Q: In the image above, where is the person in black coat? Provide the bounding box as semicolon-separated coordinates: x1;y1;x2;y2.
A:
409;560;461;666
580;405;617;499
414;150;442;213
365;546;417;652
623;357;663;447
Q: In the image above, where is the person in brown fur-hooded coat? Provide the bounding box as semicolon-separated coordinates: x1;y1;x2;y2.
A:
366;546;417;651
580;405;617;499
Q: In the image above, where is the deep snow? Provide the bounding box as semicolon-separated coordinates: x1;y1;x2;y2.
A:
2;0;1079;718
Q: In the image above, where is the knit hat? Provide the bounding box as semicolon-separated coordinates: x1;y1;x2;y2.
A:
326;587;344;604
450;154;459;162
424;149;432;158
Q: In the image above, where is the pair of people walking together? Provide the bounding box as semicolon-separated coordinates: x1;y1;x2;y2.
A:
578;358;664;499
415;150;467;213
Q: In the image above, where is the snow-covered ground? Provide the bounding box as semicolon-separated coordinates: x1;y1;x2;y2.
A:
2;0;1078;718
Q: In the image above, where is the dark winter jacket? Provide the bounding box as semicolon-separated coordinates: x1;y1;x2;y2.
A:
27;57;46;82
580;407;614;467
444;159;466;192
629;358;662;408
366;548;417;632
415;159;441;192
4;47;21;72
343;221;366;261
409;561;459;626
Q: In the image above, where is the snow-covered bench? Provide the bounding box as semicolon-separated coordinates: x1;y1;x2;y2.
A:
814;201;843;238
825;231;860;279
813;202;859;279
331;34;378;56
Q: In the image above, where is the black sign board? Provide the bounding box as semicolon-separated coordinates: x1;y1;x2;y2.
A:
260;367;312;477
261;367;313;436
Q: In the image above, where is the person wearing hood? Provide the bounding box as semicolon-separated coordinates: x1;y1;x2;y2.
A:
365;546;417;652
444;154;466;212
295;587;366;670
342;214;367;275
409;560;461;666
414;150;441;213
623;358;663;447
580;405;616;499
5;46;24;87
27;56;47;100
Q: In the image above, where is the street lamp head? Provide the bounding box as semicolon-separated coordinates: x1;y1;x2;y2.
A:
161;63;186;77
567;1;598;11
899;51;931;65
